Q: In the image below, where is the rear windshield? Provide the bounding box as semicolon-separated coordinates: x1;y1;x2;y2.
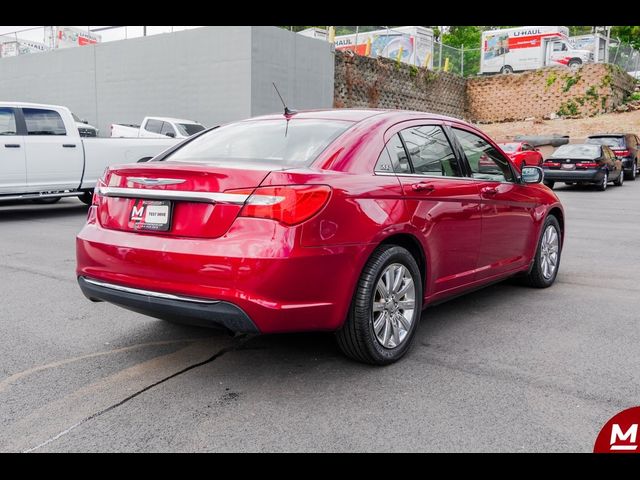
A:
499;143;518;152
587;136;625;148
552;144;601;159
167;119;352;166
176;123;206;136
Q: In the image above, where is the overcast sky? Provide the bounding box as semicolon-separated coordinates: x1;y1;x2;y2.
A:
0;26;203;44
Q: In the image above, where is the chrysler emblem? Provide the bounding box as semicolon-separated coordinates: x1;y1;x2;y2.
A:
128;177;186;186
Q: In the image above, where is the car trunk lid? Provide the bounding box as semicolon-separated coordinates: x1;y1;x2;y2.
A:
96;161;275;238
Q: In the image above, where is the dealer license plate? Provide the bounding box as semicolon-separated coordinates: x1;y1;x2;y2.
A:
129;199;172;232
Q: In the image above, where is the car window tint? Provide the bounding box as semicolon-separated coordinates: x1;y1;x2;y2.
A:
23;108;66;136
145;119;163;134
399;126;462;177
384;134;411;174
453;128;514;182
160;122;175;136
0;108;17;135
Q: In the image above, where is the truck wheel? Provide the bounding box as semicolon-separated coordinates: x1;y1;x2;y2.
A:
568;59;582;71
500;65;514;74
79;191;93;205
32;197;61;204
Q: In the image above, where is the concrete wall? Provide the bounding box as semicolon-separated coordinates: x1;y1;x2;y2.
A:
467;64;636;123
333;51;467;120
0;26;334;134
250;26;334;116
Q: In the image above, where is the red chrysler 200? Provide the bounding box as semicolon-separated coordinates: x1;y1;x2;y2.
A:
76;109;564;365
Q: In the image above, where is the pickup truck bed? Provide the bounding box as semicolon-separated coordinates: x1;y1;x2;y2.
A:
0;102;179;204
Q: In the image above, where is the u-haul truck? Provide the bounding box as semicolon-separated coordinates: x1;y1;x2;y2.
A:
480;26;593;74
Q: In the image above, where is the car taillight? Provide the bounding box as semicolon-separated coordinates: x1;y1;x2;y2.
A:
226;185;332;226
543;161;561;167
613;149;630;157
576;162;599;168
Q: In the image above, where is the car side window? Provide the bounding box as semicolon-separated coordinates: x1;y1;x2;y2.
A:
522;143;533;151
375;134;411;174
453;128;514;182
399;125;462;177
160;122;175;137
145;119;163;134
0;108;17;136
22;108;66;136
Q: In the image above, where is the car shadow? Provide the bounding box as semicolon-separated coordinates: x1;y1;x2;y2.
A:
0;199;88;222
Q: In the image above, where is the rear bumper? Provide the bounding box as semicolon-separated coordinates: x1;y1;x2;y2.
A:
76;221;368;334
621;158;636;171
78;276;259;332
543;169;603;182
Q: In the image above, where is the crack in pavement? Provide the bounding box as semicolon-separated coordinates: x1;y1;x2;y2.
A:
23;334;250;453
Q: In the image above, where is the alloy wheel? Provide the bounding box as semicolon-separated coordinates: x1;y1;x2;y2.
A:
540;225;559;280
372;263;416;349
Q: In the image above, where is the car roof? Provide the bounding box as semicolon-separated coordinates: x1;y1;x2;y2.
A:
247;108;467;124
0;101;68;110
588;133;628;137
149;117;201;124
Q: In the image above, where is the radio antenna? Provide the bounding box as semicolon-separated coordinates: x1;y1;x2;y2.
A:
273;82;297;116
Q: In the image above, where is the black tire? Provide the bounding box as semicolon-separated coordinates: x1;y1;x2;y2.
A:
523;215;562;288
596;170;608;191
614;169;624;186
626;163;637;181
78;191;93;206
336;245;423;365
543;180;555;189
568;59;582;71
500;65;514;74
32;197;61;204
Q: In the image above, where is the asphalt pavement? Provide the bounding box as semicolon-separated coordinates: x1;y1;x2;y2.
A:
1;181;638;452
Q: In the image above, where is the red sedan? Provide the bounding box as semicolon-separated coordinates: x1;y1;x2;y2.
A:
498;142;544;170
77;110;564;365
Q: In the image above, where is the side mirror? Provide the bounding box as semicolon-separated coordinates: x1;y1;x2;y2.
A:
82;119;89;124
165;132;176;138
521;166;544;184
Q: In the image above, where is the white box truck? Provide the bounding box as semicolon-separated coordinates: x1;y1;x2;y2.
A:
480;26;593;75
334;26;434;68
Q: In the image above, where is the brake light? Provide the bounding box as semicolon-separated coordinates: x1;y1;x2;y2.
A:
227;185;332;226
612;149;630;157
92;177;105;206
543;161;561;168
576;162;599;168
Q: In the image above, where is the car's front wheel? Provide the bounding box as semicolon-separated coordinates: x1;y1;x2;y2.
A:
524;215;562;288
336;245;423;365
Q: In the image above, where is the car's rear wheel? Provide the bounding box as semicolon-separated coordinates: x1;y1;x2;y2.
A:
596;171;608;191
543;180;555;189
78;191;93;205
614;169;624;186
524;215;562;288
500;65;514;74
626;164;636;181
568;59;582;71
336;245;422;365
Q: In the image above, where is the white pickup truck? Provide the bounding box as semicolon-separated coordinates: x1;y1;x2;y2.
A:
110;116;206;139
0;102;180;205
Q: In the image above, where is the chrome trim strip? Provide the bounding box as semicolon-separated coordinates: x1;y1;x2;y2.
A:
98;186;249;204
83;278;219;304
128;177;186;186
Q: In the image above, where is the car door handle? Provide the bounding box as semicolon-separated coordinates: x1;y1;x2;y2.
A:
4;143;20;148
62;144;77;148
481;186;498;195
411;182;435;192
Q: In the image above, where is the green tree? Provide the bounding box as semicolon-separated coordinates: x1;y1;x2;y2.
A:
441;26;483;76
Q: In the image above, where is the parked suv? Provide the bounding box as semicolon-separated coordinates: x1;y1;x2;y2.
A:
586;134;639;181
